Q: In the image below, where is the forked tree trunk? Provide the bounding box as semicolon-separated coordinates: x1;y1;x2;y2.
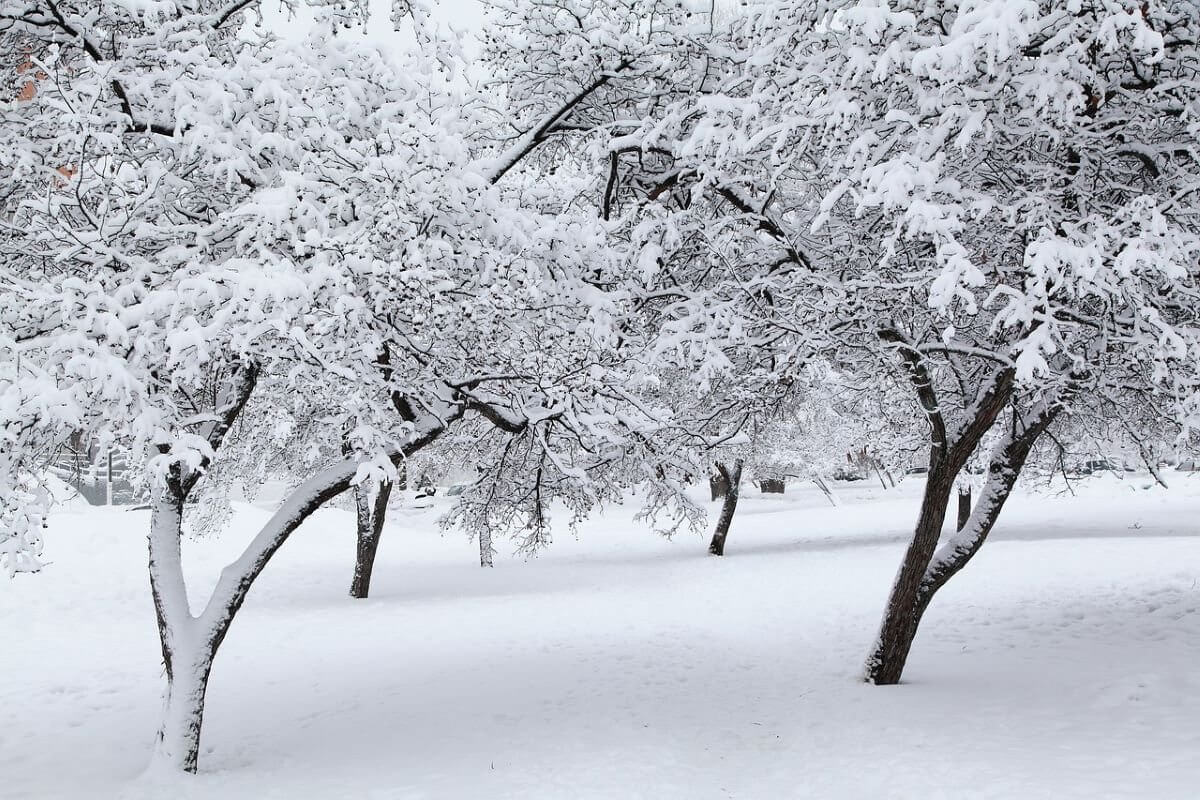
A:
873;460;888;490
147;450;436;773
139;356;469;774
865;397;1057;685
708;460;743;556
864;349;1015;686
146;415;452;773
814;475;838;507
349;477;393;598
956;486;972;531
913;404;1059;623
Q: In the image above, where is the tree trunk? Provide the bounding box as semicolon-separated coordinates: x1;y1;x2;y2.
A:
137;364;461;774
864;458;958;684
813;476;838;507
914;403;1059;622
708;460;743;556
152;648;214;773
873;460;888;490
864;352;1016;686
956;486;972;531
349;477;393;599
865;395;1056;686
148;482;211;774
709;470;730;501
479;528;495;567
144;420;451;773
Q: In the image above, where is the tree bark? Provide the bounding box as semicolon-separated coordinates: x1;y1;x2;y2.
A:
813;475;838;507
709;469;730;501
148;481;212;774
864;342;1015;686
956;486;972;531
865;390;1056;686
349;477;393;599
708;460;743;556
152;647;214;774
873;460;888;490
914;402;1059;622
864;457;960;684
479;527;495;567
145;385;453;773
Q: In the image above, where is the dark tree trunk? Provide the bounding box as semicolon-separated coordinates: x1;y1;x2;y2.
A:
865;458;960;684
956;486;972;531
913;405;1059;623
884;468;897;489
873;460;888;490
479;528;495;567
710;470;730;501
708;460;743;556
864;345;1016;686
813;475;838;506
866;389;1056;686
758;478;785;493
349;477;393;598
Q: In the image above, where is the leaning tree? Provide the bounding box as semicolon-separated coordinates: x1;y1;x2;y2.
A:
786;0;1200;685
580;0;1200;682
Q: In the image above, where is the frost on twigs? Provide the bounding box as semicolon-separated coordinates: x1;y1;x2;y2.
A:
0;475;47;577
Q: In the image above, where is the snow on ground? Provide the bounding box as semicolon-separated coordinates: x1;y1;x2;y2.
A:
3;474;1199;799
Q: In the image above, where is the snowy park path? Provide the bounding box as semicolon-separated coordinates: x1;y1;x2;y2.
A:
4;476;1199;799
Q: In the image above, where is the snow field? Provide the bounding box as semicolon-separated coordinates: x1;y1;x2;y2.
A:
3;475;1198;799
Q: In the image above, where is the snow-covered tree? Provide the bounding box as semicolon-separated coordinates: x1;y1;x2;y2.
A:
0;0;703;772
700;363;913;555
584;0;1200;682
797;0;1200;685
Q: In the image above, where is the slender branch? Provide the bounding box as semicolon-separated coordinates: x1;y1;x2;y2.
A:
41;0;176;136
196;414;459;653
486;57;635;185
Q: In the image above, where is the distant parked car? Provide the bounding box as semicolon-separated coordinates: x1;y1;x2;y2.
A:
905;466;929;475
